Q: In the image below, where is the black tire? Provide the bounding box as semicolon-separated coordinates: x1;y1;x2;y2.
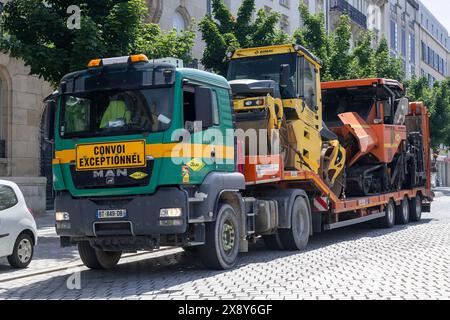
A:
198;204;241;270
262;234;284;250
409;195;422;222
378;199;396;228
78;241;122;270
7;233;34;269
395;197;410;225
279;197;310;251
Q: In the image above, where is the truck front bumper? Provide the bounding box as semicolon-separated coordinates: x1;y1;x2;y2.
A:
55;187;189;248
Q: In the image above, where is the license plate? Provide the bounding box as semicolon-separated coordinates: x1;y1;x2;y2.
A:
97;209;127;219
76;140;146;171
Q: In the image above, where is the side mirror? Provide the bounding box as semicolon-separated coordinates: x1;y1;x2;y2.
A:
43;99;56;143
195;86;214;129
279;64;291;88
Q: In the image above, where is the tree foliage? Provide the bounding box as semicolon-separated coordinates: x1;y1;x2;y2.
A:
0;0;195;86
199;0;289;75
296;3;404;82
406;77;450;148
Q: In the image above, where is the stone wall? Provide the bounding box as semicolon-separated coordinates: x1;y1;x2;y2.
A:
0;53;53;178
0;176;47;216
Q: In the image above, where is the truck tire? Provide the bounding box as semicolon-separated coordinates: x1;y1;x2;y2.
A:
409;195;422;222
262;234;284;250
377;199;395;228
197;204;241;270
7;233;34;269
395;197;410;225
78;241;122;270
279;197;310;251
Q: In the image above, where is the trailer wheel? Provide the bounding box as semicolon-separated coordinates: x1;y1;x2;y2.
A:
198;204;240;270
395;197;410;225
378;199;395;228
409;195;422;222
279;197;310;251
262;234;284;250
78;241;122;270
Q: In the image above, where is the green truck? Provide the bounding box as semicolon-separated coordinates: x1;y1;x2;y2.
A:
45;54;264;270
44;52;432;271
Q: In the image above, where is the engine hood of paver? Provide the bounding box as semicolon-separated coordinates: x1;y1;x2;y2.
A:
52;63;233;198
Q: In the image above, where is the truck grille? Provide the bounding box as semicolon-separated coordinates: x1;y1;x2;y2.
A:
70;160;153;189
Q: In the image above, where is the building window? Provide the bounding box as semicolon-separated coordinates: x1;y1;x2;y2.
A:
421;41;427;62
280;14;289;33
173;10;187;34
401;28;406;57
279;0;290;8
428;47;433;66
390;20;397;51
409;34;415;64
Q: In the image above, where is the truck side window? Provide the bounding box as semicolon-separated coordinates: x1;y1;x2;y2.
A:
212;90;220;125
183;86;196;130
183;85;217;130
303;61;317;111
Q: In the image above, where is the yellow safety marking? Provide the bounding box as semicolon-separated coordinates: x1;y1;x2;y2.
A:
54;143;235;165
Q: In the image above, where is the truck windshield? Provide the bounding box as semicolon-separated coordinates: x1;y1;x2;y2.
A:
60;87;174;138
227;53;297;99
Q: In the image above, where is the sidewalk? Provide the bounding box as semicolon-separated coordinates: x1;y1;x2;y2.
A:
432;187;450;198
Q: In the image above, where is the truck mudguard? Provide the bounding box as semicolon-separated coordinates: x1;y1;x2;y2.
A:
192;172;246;221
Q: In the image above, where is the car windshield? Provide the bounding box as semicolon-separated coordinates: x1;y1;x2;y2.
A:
227;53;297;99
59;87;174;138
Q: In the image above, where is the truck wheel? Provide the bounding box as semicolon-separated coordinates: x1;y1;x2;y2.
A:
279;197;310;251
409;195;422;222
198;204;241;270
395;197;410;225
78;241;122;270
378;199;395;228
7;233;34;269
262;234;284;250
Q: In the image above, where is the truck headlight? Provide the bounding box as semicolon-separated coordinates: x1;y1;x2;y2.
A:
159;208;182;218
56;212;70;221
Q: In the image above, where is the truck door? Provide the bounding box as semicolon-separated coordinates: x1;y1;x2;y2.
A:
294;56;323;172
182;84;223;183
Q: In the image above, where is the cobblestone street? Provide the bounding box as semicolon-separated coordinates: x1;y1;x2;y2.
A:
1;190;450;300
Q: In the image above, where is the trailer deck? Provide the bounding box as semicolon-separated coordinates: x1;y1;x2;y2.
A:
243;155;433;223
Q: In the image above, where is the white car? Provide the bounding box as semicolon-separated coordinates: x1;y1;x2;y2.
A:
0;180;37;268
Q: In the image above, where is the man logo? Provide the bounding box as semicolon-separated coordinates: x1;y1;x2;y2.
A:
93;169;128;178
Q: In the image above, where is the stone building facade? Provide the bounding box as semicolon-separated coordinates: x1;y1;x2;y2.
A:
0;52;52;214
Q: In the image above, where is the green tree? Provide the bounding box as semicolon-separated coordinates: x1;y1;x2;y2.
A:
406;76;450;148
0;0;195;86
375;37;405;80
293;3;332;78
199;0;289;75
327;15;352;81
348;31;376;79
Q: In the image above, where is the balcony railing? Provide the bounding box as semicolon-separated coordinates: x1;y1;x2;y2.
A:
330;0;367;29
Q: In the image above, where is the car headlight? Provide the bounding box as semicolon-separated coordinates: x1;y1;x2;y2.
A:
159;208;182;218
55;212;70;221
